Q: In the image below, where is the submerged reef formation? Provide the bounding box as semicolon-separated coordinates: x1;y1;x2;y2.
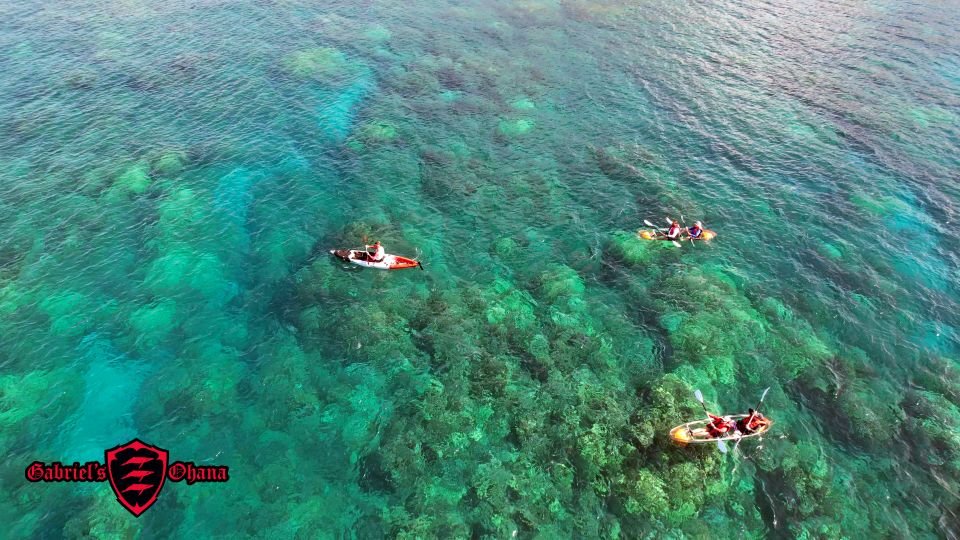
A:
282;47;355;82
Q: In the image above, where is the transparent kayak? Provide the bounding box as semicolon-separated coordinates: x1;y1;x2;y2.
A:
670;414;772;445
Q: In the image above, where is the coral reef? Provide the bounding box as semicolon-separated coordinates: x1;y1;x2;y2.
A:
282;47;353;82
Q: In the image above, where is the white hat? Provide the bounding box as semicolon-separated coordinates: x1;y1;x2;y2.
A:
695;221;702;227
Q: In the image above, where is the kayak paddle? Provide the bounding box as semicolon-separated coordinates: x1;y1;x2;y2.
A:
413;248;425;271
694;389;727;453
643;219;665;231
733;387;770;454
681;213;695;250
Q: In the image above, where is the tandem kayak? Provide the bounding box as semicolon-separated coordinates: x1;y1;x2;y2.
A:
669;415;772;445
330;249;422;270
638;229;717;241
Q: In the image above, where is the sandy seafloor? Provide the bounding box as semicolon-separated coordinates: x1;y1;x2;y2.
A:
1;0;959;537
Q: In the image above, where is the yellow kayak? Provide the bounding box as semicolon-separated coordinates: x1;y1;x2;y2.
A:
638;229;717;241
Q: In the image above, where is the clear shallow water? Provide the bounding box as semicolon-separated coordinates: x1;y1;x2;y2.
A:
0;0;958;537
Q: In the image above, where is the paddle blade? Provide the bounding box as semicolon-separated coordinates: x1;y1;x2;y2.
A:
643;219;656;228
672;241;683;248
665;217;674;225
694;389;704;403
760;387;770;402
717;439;728;453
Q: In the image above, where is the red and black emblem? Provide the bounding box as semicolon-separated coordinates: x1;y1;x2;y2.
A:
105;439;168;517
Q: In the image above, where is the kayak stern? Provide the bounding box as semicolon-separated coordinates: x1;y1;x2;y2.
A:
330;249;352;262
670;425;694;445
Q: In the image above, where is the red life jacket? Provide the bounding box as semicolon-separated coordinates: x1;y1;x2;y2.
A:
737;413;766;433
707;414;731;437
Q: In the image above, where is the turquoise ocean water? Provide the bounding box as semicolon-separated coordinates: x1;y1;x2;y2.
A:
1;0;958;537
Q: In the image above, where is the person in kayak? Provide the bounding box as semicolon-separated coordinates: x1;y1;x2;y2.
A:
686;221;704;240
706;413;736;438
365;241;385;263
736;409;769;434
665;220;683;240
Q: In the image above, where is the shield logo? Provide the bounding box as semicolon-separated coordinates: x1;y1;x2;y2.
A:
105;439;169;516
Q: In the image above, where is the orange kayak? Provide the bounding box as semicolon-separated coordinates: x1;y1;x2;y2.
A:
638;229;717;241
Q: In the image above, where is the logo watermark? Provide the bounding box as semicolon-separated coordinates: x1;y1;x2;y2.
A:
25;438;228;516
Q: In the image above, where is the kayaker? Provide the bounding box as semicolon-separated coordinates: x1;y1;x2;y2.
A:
706;413;735;438
686;221;704;240
665;220;682;240
365;241;385;263
736;409;769;434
